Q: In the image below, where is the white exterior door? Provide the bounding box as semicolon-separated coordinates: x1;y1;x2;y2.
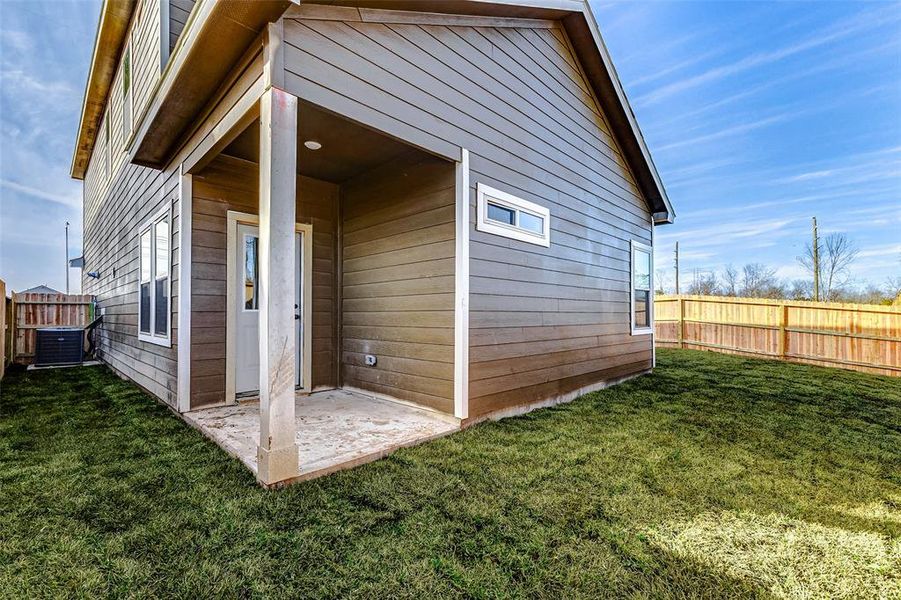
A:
234;223;303;395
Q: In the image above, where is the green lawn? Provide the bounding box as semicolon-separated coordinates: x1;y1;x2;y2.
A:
1;349;899;598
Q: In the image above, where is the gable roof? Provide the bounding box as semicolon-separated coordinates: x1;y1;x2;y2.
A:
70;0;674;224
21;285;64;295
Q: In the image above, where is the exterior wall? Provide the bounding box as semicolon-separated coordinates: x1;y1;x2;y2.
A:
82;162;181;406
169;0;197;53
81;8;264;409
340;153;456;414
282;12;654;419
189;156;340;409
84;0;161;214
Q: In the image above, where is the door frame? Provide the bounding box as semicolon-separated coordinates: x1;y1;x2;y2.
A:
225;210;313;404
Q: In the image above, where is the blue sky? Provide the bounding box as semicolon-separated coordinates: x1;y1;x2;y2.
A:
0;1;899;294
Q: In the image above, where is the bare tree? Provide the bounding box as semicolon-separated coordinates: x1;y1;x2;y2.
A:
788;279;812;301
655;268;670;295
798;232;859;301
886;275;901;304
687;272;719;295
740;263;782;298
722;264;739;296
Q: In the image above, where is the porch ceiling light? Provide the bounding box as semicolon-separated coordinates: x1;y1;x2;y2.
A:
304;140;322;150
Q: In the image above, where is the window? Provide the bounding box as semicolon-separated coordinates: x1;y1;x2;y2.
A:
476;183;550;247
122;45;132;141
138;205;171;345
104;110;111;180
243;234;259;310
631;240;653;335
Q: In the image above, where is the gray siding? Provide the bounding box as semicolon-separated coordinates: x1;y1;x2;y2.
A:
189;157;340;409
169;0;196;53
283;12;654;419
341;154;456;414
81;17;265;409
82;159;180;407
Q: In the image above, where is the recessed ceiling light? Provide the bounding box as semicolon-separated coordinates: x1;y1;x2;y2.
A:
304;140;322;150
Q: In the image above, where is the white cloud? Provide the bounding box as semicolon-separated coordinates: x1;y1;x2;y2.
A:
0;179;80;208
655;113;790;153
636;4;901;106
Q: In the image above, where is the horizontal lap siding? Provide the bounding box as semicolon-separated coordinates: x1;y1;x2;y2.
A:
80;8;256;409
341;154;456;414
82;0;176;406
82;160;180;407
169;0;196;53
190;157;339;409
285;14;653;418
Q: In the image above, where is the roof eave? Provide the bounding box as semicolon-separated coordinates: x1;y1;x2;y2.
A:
130;0;295;170
70;0;135;180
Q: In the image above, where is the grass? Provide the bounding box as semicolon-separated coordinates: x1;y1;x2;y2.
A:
1;349;899;598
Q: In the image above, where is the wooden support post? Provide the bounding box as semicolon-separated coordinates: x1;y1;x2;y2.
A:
678;297;685;349
256;87;299;485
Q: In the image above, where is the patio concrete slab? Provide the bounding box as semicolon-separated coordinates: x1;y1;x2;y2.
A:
184;389;459;482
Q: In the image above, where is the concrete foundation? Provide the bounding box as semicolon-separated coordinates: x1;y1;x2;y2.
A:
184;389;459;484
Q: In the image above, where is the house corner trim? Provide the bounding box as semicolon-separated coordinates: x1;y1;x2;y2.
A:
454;148;470;420
176;166;192;412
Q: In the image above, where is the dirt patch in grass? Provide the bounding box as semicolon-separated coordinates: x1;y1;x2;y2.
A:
1;350;899;597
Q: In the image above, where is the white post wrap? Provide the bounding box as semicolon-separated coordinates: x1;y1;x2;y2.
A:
257;87;299;484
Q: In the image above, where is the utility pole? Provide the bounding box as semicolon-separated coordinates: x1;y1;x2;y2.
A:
65;221;70;295
811;217;819;302
674;241;680;295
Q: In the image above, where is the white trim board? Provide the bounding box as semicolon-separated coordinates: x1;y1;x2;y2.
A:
475;182;550;247
225;210;313;405
137;201;173;348
453;149;470;420
176;167;192;412
630;239;653;336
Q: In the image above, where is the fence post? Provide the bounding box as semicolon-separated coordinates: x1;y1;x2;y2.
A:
678;297;685;349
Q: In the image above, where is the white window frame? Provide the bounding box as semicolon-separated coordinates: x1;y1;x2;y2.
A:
138;203;172;347
122;43;133;145
631;239;653;335
476;183;550;247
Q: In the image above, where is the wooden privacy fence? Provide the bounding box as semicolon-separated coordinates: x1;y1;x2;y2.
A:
655;295;901;377
1;279;7;378
12;292;93;364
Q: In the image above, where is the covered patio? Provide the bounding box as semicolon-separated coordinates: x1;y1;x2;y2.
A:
178;37;465;486
183;389;459;483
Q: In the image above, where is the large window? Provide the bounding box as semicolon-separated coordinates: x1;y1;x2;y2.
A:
476;183;550;247
631;240;652;335
139;205;171;346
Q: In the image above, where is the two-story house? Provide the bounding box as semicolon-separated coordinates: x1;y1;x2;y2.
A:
72;0;674;486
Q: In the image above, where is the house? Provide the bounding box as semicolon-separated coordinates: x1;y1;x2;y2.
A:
71;0;674;486
20;285;64;295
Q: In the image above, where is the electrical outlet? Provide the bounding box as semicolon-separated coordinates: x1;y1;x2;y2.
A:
364;354;377;366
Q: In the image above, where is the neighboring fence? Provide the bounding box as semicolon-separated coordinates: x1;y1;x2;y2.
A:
655;295;901;377
0;279;7;378
12;292;93;364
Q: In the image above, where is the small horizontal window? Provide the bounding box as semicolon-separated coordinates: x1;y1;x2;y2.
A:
476;183;550;247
